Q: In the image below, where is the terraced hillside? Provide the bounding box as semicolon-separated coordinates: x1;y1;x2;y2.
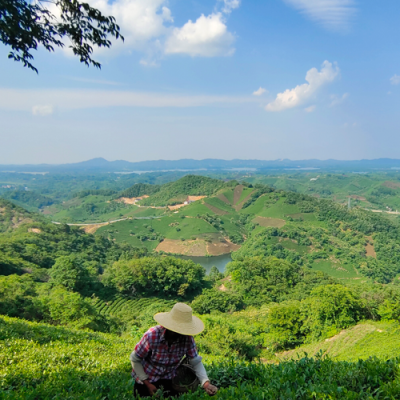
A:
97;180;400;283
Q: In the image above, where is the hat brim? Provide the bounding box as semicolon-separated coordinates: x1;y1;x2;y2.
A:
154;312;205;336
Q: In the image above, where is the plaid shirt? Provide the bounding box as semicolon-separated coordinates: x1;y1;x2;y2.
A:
132;325;198;383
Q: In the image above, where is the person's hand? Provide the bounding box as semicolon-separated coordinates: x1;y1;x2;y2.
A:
203;381;218;396
144;380;158;396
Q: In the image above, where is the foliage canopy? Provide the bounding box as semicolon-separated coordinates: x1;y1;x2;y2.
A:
0;0;123;72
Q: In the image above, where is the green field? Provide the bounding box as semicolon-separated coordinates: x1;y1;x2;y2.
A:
96;215;219;249
311;260;360;280
203;197;235;213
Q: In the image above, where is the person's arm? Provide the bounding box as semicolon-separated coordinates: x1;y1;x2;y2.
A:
130;332;158;396
130;351;149;381
186;337;218;396
188;356;209;386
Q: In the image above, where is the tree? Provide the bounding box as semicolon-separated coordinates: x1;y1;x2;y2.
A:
49;256;94;294
301;284;363;340
226;256;301;306
0;0;123;73
103;256;205;297
0;274;41;320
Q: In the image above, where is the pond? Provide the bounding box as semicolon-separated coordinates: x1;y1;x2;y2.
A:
175;253;232;275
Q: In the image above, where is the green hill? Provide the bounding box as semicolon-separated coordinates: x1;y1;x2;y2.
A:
99;182;400;284
118;183;161;199
140;175;229;206
278;320;400;362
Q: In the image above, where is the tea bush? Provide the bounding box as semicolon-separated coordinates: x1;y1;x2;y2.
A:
1;316;400;400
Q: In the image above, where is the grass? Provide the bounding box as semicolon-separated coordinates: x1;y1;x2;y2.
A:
278;320;400;362
258;198;300;219
280;238;309;255
179;202;213;217
96;215;219;249
311;260;359;279
240;195;266;216
220;189;234;205
204;197;235;213
238;188;254;204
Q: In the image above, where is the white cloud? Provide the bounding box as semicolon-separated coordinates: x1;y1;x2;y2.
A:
32;105;54;116
0;88;257;112
52;0;238;62
253;87;267;96
165;13;235;57
86;0;172;54
221;0;240;14
266;61;339;112
330;92;349;107
390;74;400;85
304;105;316;112
283;0;356;30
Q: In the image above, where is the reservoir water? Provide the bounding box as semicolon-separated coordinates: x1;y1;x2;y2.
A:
176;253;232;274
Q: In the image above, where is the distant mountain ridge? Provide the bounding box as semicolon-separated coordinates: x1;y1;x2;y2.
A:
2;157;400;173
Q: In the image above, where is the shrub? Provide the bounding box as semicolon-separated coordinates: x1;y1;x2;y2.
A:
191;288;243;314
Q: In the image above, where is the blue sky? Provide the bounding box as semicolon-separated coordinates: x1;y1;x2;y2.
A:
1;0;400;164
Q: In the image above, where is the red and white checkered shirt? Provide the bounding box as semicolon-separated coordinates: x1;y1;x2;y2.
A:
132;325;198;383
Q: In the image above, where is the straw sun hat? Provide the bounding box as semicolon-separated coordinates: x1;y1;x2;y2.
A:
154;303;204;336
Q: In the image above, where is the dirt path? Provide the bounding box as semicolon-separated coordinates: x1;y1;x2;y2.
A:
233;185;244;205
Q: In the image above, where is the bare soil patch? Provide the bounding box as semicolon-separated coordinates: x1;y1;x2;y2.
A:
82;223;109;234
234;190;254;211
217;193;232;205
206;237;240;256
28;228;42;234
187;195;206;202
383;181;400;189
203;203;229;215
156;239;208;256
168;204;187;211
11;216;33;229
233;185;244;205
365;236;376;258
253;216;286;228
218;284;227;292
